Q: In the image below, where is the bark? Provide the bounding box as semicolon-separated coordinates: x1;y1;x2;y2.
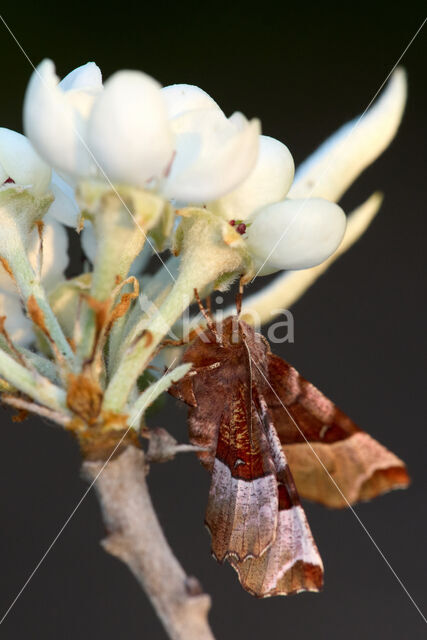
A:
82;446;215;640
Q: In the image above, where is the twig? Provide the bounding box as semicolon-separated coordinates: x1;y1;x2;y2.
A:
82;446;216;640
1;394;70;426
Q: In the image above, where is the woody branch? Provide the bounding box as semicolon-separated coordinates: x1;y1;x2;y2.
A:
83;447;215;640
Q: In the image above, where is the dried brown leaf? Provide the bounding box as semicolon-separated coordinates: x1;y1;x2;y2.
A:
66;372;103;425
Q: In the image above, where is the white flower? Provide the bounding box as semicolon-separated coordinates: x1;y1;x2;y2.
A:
246;198;346;273
289;68;407;201
0;127;74;343
24;62;260;204
208;130;345;274
24;60;103;180
162;84;260;202
0;128;51;195
237;68;407;320
162;84;220;118
0;127;79;227
209;135;295;220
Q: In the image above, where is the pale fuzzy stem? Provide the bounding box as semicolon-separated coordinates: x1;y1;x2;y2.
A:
83;447;215;640
90;214;145;303
128;363;192;427
108;282;173;378
237;193;383;325
0;334;58;382
102;272;197;412
103;215;243;412
7;240;75;366
76;185;168;362
109;254;179;367
0;347;67;411
19;348;58;382
77;215;146;362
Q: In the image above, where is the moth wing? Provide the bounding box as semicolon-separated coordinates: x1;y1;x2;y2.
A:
230;398;323;597
205;378;279;563
267;353;410;508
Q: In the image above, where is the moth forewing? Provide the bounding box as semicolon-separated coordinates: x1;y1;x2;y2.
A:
170;313;409;598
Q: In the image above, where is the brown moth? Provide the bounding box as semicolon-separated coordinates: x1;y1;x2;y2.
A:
170;302;410;598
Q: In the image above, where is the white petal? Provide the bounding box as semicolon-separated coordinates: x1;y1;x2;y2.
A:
59;61;103;92
23;59;93;177
162;84;221;119
237;193;382;322
48;171;79;227
0;161;7;184
165;108;260;203
247;198;346;272
87;70;174;187
290;68;407;201
0;128;51;195
210;135;294;220
27;213;69;291
0;290;34;346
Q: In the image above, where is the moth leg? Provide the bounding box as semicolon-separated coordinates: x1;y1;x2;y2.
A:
205;294;212;316
194;288;222;345
160;322;211;349
235;276;245;316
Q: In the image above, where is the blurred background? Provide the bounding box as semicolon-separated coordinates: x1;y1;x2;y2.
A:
0;2;426;638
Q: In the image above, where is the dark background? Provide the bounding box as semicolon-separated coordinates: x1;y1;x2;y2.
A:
0;2;426;638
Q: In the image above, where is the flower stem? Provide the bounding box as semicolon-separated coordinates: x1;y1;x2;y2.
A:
103;213;243;412
76;184;165;363
7;240;76;366
0;346;67;411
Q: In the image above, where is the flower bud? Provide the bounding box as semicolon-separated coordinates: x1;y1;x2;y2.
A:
246;198;346;273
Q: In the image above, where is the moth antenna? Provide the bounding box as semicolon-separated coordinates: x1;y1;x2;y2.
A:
206;294;212;316
235;277;244;316
194;288;222;344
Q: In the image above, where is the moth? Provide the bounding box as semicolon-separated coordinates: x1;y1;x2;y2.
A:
170;297;410;598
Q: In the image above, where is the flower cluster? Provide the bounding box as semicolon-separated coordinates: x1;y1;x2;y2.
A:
23;60;345;273
0;59;406;424
0;55;409;640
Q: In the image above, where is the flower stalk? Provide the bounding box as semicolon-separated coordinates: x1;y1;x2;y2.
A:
0;346;66;411
76;182;170;361
103;210;247;412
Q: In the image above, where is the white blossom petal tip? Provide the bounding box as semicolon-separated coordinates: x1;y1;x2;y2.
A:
87;70;174;187
211;134;294;220
165;108;261;203
246;198;346;273
0;128;51;195
59;61;103;93
290;68;408;202
23;59;93;177
162;84;221;119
